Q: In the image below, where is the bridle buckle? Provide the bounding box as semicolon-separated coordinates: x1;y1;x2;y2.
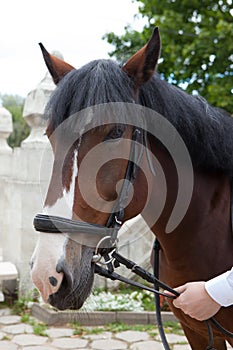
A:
91;235;118;265
115;216;122;226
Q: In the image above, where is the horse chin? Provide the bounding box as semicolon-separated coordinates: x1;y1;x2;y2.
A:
48;247;95;311
48;275;94;310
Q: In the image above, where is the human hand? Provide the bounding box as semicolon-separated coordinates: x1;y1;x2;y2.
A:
164;281;221;321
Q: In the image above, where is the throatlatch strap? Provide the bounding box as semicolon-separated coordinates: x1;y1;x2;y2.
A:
153;239;172;350
231;178;233;233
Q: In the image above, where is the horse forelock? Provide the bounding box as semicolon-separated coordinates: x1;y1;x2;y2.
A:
45;59;135;132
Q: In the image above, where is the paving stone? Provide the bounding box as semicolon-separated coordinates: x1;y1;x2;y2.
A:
0;308;11;316
91;338;127;349
0;340;18;350
130;340;165;350
83;331;112;340
0;310;199;350
51;337;88;349
173;345;191;350
0;331;6;339
0;315;21;325
22;347;55;350
2;323;33;334
115;330;149;342
156;333;188;344
46;327;74;338
12;334;48;346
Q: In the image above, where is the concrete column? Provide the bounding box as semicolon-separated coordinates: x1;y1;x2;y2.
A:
0;103;13;259
0;101;13;154
22;72;55;147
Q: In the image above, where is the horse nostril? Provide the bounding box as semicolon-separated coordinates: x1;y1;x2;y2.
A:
56;259;74;289
29;260;34;270
49;276;58;287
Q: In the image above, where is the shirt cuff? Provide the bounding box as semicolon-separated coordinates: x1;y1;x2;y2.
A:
205;270;233;307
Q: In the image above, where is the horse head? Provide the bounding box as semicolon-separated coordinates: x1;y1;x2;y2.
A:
31;29;161;310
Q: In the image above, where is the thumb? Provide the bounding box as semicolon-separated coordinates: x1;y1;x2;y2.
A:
172;285;189;309
173;284;187;295
164;284;187;297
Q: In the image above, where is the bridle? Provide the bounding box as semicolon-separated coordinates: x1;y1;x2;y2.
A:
34;126;145;247
33;125;233;350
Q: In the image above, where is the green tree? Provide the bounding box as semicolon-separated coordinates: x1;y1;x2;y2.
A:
0;94;30;147
104;0;233;112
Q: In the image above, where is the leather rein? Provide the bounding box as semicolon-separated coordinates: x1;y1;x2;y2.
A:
33;127;233;350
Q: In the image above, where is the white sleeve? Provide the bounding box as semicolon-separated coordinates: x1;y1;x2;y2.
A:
205;267;233;307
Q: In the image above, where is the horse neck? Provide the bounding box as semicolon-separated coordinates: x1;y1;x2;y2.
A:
142;139;232;268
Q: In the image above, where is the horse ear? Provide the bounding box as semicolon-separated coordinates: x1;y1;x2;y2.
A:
39;43;75;85
122;27;161;88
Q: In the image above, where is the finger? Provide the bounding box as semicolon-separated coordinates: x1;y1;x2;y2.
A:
164;284;186;297
173;285;187;295
173;297;182;309
163;290;174;297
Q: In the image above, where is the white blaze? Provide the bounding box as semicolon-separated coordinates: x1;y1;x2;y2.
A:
31;149;79;302
31;233;67;302
44;148;79;219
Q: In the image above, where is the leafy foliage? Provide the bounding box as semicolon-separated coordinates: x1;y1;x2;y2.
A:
83;290;144;311
82;287;170;312
0;94;30;147
104;0;233;112
11;289;39;315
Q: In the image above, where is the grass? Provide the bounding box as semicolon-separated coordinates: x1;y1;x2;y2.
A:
11;289;39;315
163;321;184;335
70;321;183;338
20;313;48;336
20;313;31;323
15;310;183;339
33;322;48;336
2;335;11;341
0;301;9;309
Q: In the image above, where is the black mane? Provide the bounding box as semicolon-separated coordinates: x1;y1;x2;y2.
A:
46;59;233;175
140;75;233;175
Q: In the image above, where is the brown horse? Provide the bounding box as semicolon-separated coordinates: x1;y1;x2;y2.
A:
31;28;233;349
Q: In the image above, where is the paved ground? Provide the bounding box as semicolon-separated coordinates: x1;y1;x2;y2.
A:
0;309;232;350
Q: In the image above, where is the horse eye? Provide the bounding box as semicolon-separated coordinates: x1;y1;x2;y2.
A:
104;126;125;141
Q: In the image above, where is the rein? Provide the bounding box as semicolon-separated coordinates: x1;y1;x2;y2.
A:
94;240;233;350
33;127;233;350
95;250;179;299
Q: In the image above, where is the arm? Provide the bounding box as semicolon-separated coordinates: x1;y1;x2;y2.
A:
205;267;233;307
164;268;233;321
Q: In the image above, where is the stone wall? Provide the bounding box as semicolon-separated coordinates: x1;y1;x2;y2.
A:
0;70;154;294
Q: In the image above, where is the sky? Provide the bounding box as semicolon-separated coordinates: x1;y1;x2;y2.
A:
0;0;146;98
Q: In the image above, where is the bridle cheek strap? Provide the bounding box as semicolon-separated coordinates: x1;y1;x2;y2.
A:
105;127;146;230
